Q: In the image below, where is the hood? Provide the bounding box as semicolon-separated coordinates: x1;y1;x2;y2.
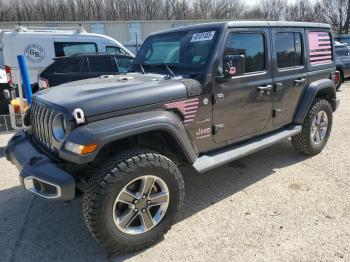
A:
34;73;189;119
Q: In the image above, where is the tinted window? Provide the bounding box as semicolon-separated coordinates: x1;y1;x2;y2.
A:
55;58;81;73
79;58;89;73
54;42;97;57
106;46;128;55
276;32;303;68
88;56;115;73
225;33;265;73
115;57;133;73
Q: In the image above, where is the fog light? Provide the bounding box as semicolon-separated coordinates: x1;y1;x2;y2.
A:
65;142;98;155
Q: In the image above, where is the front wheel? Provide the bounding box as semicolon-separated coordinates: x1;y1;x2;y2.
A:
83;149;185;254
291;99;332;155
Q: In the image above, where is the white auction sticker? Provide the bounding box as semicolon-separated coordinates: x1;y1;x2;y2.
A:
190;31;216;42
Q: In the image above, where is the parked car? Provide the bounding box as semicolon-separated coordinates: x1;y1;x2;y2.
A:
6;21;340;254
0;65;13;114
335;42;350;90
0;26;133;92
38;53;134;88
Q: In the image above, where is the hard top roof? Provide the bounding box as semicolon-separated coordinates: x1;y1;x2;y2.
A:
150;20;331;36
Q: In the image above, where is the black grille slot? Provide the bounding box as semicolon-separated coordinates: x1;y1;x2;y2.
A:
30;101;56;152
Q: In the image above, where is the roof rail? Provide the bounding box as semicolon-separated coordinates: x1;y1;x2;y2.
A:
14;25;86;33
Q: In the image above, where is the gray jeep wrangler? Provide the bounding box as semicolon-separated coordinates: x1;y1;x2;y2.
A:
6;21;340;253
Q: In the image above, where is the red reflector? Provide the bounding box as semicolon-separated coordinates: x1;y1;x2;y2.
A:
331;71;340;86
4;65;12;84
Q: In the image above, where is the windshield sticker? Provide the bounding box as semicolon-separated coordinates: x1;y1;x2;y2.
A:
190;31;215;42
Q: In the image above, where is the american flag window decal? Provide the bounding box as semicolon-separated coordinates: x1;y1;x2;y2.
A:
308;31;333;65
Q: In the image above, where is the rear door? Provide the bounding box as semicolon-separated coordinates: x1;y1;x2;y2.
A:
270;28;308;127
213;28;274;143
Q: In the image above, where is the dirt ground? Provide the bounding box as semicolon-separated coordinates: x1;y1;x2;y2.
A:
1;83;350;262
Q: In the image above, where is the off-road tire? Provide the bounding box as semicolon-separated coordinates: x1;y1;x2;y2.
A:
82;149;185;254
291;99;332;155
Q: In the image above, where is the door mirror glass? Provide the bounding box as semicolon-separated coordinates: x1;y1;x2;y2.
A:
223;55;245;77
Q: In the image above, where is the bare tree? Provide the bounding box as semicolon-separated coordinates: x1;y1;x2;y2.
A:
321;0;348;33
285;0;325;23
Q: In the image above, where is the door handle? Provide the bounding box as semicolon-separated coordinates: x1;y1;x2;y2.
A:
257;85;273;95
294;78;306;86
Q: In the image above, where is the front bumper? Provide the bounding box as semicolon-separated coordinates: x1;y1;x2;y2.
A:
5;130;75;201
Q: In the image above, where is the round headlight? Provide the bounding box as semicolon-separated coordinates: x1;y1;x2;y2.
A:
52;114;66;141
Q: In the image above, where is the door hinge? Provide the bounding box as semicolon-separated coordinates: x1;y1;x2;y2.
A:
213;124;224;135
214;93;224;104
272;108;282;117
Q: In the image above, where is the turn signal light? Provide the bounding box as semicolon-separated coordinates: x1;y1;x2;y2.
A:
65;142;98;155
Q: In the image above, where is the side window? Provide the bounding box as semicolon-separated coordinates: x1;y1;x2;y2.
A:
115;57;133;73
308;32;333;65
79;58;89;73
88;56;115;73
106;46;128;55
54;42;97;57
55;58;81;73
276;32;303;68
224;33;265;73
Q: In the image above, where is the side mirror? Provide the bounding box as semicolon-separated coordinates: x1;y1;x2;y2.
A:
223;55;245;78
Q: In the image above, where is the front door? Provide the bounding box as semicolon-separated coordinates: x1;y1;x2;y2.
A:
213;28;273;143
271;28;308;127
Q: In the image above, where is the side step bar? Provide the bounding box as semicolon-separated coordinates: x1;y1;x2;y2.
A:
193;125;302;173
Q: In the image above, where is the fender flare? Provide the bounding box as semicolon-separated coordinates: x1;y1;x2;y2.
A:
59;110;198;165
293;79;337;124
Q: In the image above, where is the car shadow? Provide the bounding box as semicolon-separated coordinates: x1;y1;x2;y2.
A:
0;140;309;262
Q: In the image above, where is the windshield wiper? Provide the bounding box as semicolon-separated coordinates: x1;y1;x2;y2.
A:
132;63;176;78
142;63;176;79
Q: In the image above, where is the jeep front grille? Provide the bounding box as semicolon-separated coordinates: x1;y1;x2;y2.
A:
30;101;56;152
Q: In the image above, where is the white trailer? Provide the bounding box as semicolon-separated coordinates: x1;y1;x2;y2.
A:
0;26;133;90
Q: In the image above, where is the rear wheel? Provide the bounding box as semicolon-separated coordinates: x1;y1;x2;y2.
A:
82;149;185;254
291;99;332;155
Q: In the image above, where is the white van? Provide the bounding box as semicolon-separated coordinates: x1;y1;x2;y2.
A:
0;26;133;90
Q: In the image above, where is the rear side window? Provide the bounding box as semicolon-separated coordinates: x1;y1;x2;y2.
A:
54;42;97;57
88;56;115;73
55;58;81;73
106;46;128;55
276;32;303;68
224;33;265;73
308;32;333;65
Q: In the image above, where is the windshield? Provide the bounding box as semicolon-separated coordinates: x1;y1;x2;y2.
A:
131;29;219;74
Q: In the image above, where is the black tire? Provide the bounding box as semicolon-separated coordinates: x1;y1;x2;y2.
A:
291;99;332;155
82;149;185;254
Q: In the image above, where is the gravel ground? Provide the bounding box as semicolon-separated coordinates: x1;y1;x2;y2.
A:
1;83;350;262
